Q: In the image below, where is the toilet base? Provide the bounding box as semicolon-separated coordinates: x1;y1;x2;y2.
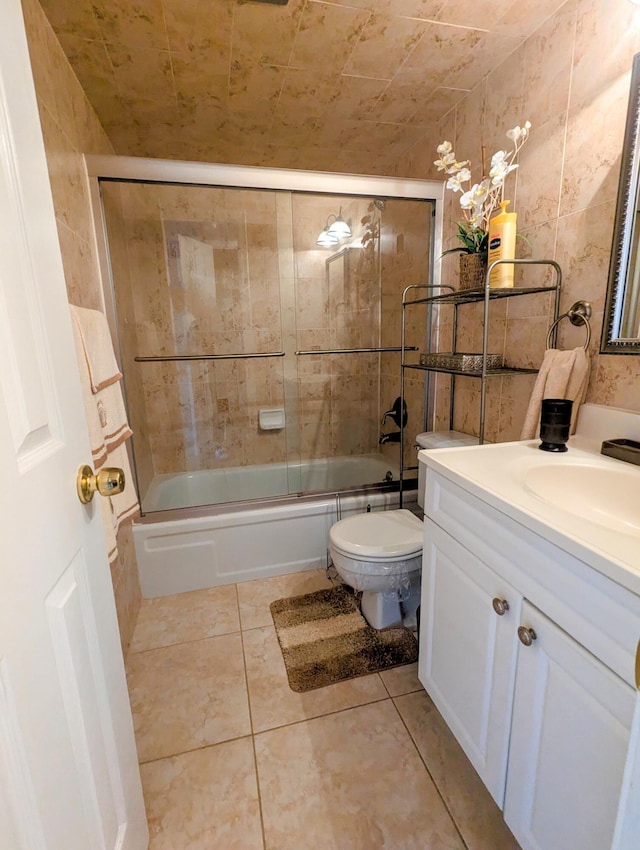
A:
361;590;403;629
360;577;421;630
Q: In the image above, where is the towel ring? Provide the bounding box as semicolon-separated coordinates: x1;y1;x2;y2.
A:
546;300;592;350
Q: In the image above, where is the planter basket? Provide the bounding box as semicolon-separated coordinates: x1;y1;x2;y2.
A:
459;252;488;290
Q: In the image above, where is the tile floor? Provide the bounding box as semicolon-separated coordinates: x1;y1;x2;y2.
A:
127;568;522;850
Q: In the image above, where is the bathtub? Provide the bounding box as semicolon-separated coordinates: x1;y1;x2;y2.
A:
141;452;400;512
133;454;417;598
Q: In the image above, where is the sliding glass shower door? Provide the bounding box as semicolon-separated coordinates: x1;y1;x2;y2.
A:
99;179;433;513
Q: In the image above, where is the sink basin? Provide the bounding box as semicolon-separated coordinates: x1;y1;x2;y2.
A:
523;463;640;536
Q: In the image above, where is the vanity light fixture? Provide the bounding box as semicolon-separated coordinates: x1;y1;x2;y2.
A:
316;209;352;247
316;226;340;247
326;209;352;239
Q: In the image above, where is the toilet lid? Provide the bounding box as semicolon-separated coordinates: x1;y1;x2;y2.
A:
329;509;423;561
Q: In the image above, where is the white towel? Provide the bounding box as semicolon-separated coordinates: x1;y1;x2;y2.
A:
520;348;591;440
70;305;139;562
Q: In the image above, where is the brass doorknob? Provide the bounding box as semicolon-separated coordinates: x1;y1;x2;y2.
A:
77;465;125;504
492;598;509;616
517;626;537;647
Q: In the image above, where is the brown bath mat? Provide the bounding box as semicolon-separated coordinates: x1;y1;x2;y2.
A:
270;586;418;693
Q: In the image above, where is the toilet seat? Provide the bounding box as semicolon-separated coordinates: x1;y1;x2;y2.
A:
329;509;423;562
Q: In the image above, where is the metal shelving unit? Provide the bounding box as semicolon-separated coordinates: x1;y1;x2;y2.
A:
399;258;563;504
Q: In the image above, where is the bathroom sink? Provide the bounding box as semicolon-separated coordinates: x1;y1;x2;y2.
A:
523;463;640;536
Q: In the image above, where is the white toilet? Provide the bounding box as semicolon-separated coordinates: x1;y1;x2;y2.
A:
329;430;478;629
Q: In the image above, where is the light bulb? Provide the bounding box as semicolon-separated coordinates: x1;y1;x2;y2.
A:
316;228;339;247
327;211;352;238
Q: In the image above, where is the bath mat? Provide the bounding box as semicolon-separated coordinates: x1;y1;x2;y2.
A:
270;586;418;693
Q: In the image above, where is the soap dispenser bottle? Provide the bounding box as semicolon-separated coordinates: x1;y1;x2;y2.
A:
488;200;517;288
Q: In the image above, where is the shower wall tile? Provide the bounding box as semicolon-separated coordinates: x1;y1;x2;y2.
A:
22;0;142;650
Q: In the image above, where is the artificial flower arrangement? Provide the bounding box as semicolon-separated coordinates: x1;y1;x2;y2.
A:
435;121;532;257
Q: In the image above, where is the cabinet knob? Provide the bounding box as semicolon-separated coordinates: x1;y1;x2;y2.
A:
492;598;509;616
517;626;537;647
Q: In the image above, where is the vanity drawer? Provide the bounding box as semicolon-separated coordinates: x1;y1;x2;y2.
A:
425;470;640;688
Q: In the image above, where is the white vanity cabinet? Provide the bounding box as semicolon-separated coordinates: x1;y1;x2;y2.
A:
419;466;640;850
505;601;634;850
421;521;522;805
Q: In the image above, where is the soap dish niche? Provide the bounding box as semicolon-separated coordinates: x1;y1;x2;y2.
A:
259;408;285;430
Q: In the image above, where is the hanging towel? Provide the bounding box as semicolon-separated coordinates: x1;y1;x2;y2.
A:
70;305;139;562
70;306;132;464
520;347;591;440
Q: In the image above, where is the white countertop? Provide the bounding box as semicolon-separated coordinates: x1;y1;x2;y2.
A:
419;436;640;597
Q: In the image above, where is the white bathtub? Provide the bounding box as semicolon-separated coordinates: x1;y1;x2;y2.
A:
141;453;399;512
133;455;417;598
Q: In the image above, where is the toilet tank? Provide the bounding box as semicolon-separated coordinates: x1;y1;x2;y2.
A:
415;431;479;508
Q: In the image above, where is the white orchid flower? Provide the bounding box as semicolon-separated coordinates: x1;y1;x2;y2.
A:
460;180;489;210
434;151;456;170
446;168;471;192
489;150;518;186
435;120;530;236
506;120;532;142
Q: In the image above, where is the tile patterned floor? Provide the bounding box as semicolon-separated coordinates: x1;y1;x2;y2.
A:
126;568;522;850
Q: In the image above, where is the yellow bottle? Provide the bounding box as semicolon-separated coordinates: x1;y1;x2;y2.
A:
488;200;517;288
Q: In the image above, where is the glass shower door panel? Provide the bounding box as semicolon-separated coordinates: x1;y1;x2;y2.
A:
101;180;291;512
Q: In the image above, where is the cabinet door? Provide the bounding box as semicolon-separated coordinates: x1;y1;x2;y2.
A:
419;520;522;806
505;601;635;850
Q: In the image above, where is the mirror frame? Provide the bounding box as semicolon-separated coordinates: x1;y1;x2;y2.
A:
601;51;640;353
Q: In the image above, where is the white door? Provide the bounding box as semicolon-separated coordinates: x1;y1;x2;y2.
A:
419;520;522;806
505;601;635;850
0;1;147;849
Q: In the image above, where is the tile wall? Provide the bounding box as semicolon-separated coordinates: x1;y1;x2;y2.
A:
21;0;141;653
399;0;640;440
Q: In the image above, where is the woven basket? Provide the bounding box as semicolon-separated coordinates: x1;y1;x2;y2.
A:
459;252;488;290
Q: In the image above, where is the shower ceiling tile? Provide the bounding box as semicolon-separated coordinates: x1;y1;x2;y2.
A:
278;67;341;116
232;0;306;66
329;0;446;15
327;74;389;119
38;0;103;40
369;77;438;125
106;43;177;105
435;0;516;31
93;0;169;51
343;13;429;81
228;61;287;112
57;34;119;112
289;1;371;72
162;0;234;54
38;0;546;169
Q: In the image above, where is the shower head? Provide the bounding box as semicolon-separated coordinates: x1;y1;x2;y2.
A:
373;199;386;211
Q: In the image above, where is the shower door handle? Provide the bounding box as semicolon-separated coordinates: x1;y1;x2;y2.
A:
77;465;125;504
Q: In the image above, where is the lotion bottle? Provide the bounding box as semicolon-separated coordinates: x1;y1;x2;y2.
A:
488;200;517;287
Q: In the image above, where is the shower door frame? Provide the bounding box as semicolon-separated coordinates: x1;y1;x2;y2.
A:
84;156;444;509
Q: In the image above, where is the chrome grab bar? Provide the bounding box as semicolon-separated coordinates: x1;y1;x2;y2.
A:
295;346;418;356
135;352;285;362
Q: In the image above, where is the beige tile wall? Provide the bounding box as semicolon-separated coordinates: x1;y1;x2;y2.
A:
399;0;640;440
21;0;141;652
